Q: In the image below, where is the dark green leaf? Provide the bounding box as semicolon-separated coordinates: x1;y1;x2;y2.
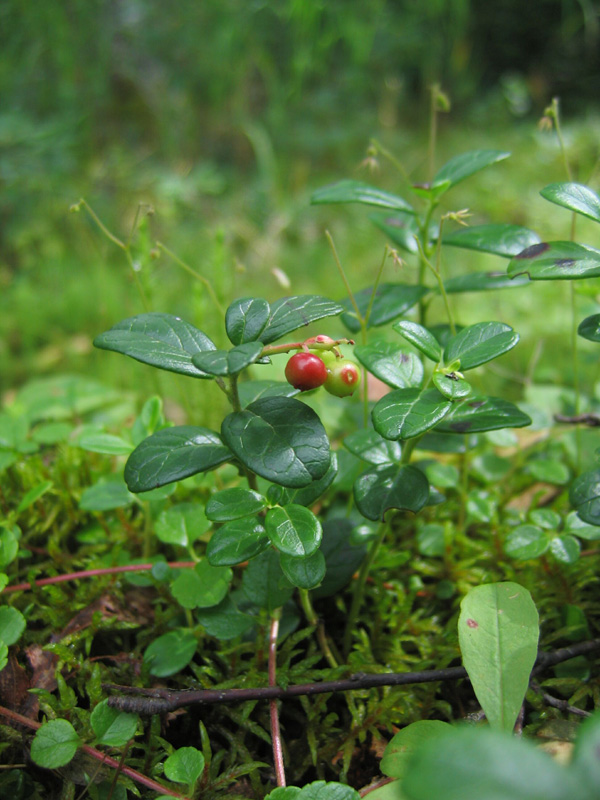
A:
30;720;80;769
369;211;422;253
196;595;256;640
569;468;600;526
260;296;345;345
93;313;217;378
312;518;368;599
221;397;330;488
354;341;423;389
578;314;600;342
508;241;600;280
241;549;294;612
435;396;531;434
272;452;338;506
433;149;510;191
143;629;197;676
565;511;600;541
226;297;270;345
125;427;231;492
540;182;600;223
504;525;549;560
432;372;472;400
444;270;530;293
206;488;267;521
192;342;264;376
340;283;429;333
444;322;519;370
206;518;269;566
549;535;580;564
442;224;540;257
344;429;402;465
238;380;299;407
265;505;322;556
170;561;232;609
354;464;430;521
393;321;442;362
279;550;326;589
267;782;360;800
372;388;452;441
311;179;414;213
80;480;136;511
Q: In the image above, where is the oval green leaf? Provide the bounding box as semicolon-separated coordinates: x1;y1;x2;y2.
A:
206;518;269;566
369;211;422;253
380;720;453;778
569;468;600;526
435;396;531;434
393;320;442;362
192;342;264;376
508;241;600;280
125;426;231;492
578;314;600;342
143;629;197;677
540;182;600;223
31;719;80;769
0;606;26;646
344;429;402;465
90;699;139;747
372;388;452;441
226;297;270;345
458;582;539;732
93;313;217;378
155;503;210;547
354;341;423;389
80;480;136;511
269;452;338;507
206;488;267;521
260;295;345;345
433;149;510;191
240;549;294;612
432;372;472;400
170;560;232;609
265;505;322;556
310;179;414;213
549;534;580;564
164;747;205;785
340;283;429;333
444;270;530;293
444;322;519;371
354;463;430;521
442;223;540;257
238;380;299;407
504;524;549;560
221;397;330;488
279;550;326;589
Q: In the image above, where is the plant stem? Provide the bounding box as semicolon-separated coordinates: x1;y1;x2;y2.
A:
299;589;339;668
416;234;455;335
269;611;286;788
428;84;439;184
370;138;411;184
325;230;363;328
156;241;225;318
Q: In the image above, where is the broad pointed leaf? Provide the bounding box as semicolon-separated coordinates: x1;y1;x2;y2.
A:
442;224;540;257
354;463;430;521
279;550;326;589
206;488;267;521
94;313;216;378
369;211;422;253
569;468;600;526
124;426;231;492
435;396;531;434
192;342;264;376
373;388;452;441
311;179;414;213
225;297;270;345
433;149;510;191
265;504;322;556
344;429;402;465
206;518;270;566
354;341;423;388
444;322;519;370
221;396;330;488
444;270;530;293
540;182;600;223
340;283;429;333
432;372;472;399
260;296;345;344
578;314;600;342
458;582;539;732
393;321;442;362
508;241;600;280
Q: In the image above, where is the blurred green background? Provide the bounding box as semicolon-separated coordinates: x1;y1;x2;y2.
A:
1;0;599;408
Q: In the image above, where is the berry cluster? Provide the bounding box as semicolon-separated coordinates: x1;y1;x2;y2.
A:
284;336;360;398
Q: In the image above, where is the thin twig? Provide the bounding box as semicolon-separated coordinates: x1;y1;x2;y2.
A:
554;413;600;427
530;682;591;717
269;613;286;787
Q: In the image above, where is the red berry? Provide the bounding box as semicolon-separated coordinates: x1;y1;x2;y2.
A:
285;352;328;391
324;359;361;397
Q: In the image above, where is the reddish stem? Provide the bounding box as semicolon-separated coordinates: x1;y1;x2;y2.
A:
269;614;286;788
2;562;196;594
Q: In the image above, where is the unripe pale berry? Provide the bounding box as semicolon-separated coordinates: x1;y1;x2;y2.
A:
285;352;328;391
324;359;361;397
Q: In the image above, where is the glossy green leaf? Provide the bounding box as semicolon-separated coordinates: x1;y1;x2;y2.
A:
549;534;580;564
266;780;360;800
30;719;80;769
260;295;345;345
125;426;231;492
340;283;429;333
435;396;531;434
225;297;270;345
433;149;510;191
0;606;26;645
241;549;294;612
578;314;600;342
432;372;472;400
143;629;197;676
238;380;299;407
312;518;367;599
381;720;453;778
279;550;326;589
221;397;330;488
369;211;422;253
569;468;600;526
90;699;139;746
196;594;256;640
170;560;232;609
565;511;600;541
504;525;549;560
444;322;519;370
265;504;322;556
155;503;210;547
393;321;442;362
270;452;338;507
540;182;600;223
372;388;452;441
344;429;402;465
192;342;264;376
164;747;205;785
354;463;430;521
206;518;269;566
442;223;540;257
80;480;136;511
354;341;423;389
94;313;217;378
206;488;267;521
458;582;539;732
311;179;414;213
402;726;580;800
444;270;530;293
508;241;600;280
